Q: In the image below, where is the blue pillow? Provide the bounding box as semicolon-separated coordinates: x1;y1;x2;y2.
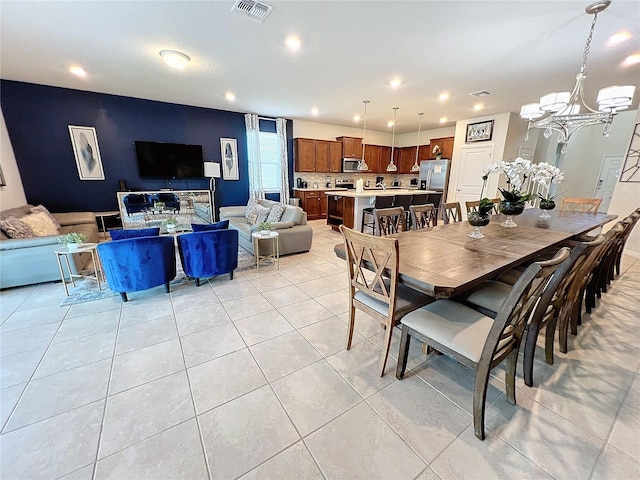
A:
110;227;160;240
191;220;229;232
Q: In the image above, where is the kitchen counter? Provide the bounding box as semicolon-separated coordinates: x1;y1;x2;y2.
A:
324;188;436;198
293;187;348;192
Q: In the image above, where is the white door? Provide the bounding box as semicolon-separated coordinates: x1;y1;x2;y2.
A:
455;146;494;216
594;155;622;213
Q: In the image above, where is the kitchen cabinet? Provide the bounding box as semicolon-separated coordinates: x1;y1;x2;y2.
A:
294;188;336;220
294;138;342;173
320;191;328;217
398;146;417;173
336;137;363;158
364;144;381;173
428;137;454;160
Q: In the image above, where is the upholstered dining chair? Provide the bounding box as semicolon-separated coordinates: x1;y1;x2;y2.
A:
374;207;405;235
409;204;437;230
177;229;238;286
441;202;463;224
361;196;395;234
560;197;602;213
396;247;569;439
613;210;640;277
97;236;176;302
339;225;433;376
465;198;500;215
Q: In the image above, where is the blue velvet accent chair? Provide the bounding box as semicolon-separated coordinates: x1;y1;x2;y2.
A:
122;194;151;216
156;193;181;213
110;227;160;240
177;229;239;286
97;236;177;302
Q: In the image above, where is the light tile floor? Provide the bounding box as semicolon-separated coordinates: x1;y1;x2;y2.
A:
1;220;639;480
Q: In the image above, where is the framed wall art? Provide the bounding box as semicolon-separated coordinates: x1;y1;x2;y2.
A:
0;163;6;186
466;120;494;143
220;138;239;180
68;125;105;180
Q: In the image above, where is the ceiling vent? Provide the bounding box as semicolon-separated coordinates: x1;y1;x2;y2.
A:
470;90;493;97
231;0;274;23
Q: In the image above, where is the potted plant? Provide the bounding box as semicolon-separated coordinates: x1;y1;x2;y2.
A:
531;162;565;218
257;221;273;236
58;232;87;251
163;217;178;233
432;144;443;159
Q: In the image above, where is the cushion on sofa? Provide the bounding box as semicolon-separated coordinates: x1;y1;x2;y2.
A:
245;198;260;219
280;205;304;225
0;217;34;239
266;203;286;223
21;212;59;236
254;204;271;224
191;220;229;232
110;227;160;240
30;205;61;229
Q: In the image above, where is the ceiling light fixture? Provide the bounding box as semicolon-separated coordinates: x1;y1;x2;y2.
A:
159;50;190;69
607;31;631;46
69;66;86;77
357;100;370;171
387;121;394;128
439;117;447;123
311;107;319;115
353;115;360;122
225;92;236;101
474;103;484;111
285;35;301;51
386;107;399;172
390;78;402;88
439;93;450;101
623;53;640;67
520;1;635;147
410;112;424;173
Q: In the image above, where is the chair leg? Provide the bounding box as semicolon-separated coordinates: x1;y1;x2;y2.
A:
120;292;128;302
195;278;201;287
379;319;394;377
396;326;411;379
473;363;491;440
165;282;171;293
558;308;570;354
505;348;518;404
346;300;356;350
522;325;537;388
230;271;234;280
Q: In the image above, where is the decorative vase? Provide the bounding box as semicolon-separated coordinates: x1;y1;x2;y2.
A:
67;242;81;252
499;201;525;228
467;212;490;239
539;199;556;219
166;224;176;233
260;230;271;236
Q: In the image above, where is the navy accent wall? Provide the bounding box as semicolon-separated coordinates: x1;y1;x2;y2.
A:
1;81;294;212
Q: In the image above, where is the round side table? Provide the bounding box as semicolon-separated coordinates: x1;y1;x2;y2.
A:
251;231;280;271
54;243;103;296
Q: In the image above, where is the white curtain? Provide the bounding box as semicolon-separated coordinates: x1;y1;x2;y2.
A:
276;118;290;204
244;113;264;200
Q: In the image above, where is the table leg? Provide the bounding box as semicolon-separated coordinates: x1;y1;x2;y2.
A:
275;236;279;270
253;236;259;271
90;249;102;290
63;255;76;288
56;253;70;296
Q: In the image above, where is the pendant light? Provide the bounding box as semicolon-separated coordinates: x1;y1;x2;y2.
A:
357;100;370;171
410;112;424;173
386;107;399;172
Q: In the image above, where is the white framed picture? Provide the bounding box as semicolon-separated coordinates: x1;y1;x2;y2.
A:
220;138;239;180
68;125;105;180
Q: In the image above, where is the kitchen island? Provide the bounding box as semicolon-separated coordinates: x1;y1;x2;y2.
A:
325;189;441;231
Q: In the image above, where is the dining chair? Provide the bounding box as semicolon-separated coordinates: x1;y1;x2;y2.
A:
396;247;569;439
560;197;602;213
409;204;437;230
465;198;500;215
393;194;413;229
441;202;463;224
339;225;433;376
374;207;406;235
361;196;395;234
613;210;640;277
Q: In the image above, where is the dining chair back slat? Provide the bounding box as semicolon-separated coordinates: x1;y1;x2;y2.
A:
560;197;602;213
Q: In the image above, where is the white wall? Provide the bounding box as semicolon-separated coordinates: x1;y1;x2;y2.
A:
0;108;27;209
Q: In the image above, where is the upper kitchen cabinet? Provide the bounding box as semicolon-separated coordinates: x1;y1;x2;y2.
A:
336;137;363;158
364;144;381;172
294;138;342;173
428;137;455;159
398;146;418;173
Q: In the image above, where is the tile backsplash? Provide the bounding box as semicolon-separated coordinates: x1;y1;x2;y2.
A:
294;172;418;189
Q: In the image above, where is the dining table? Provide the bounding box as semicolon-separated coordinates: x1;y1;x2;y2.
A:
333;208;617;299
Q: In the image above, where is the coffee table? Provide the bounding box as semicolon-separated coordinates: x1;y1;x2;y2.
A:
251;231;279;270
54;243;103;296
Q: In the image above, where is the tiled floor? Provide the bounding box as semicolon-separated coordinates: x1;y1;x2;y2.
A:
1;220;639;480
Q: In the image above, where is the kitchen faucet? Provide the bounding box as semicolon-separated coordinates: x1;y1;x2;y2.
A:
376;181;386;191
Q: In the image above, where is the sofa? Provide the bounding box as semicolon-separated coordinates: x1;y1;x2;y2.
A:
0;205;99;289
219;199;313;256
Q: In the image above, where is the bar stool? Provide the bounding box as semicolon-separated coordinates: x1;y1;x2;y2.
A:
393;194;412;230
361;195;395;234
411;193;428;205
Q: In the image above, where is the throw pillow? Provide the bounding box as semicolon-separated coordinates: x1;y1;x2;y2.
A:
110;227;160;240
280;206;304;225
30;205;61;229
0;217;34;239
191;220;229;232
245;198;260;219
247;213;258;225
266;203;286;223
21;212;59;237
254;204;271;224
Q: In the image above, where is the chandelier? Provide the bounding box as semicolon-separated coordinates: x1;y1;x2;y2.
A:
357;100;370;171
386;107;399;172
520;0;635;145
410;113;424;173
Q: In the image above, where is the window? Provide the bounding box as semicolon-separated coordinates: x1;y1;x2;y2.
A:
259;131;281;193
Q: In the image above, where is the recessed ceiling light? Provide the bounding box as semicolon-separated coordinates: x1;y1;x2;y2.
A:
285;35;301;51
387;121;394;127
439;92;450;101
608;31;631;46
69;66;86;77
353;115;360;122
473;103;484;111
622;53;640;67
225;92;236;101
439;117;447;123
311;107;319;115
159;50;190;69
390;78;402;88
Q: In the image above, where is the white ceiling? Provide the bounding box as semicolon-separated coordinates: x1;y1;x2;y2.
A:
1;0;638;134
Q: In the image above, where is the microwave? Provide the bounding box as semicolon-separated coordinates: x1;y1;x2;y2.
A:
342;158;361;172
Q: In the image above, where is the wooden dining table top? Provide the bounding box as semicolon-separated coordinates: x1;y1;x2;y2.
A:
334;208;617;299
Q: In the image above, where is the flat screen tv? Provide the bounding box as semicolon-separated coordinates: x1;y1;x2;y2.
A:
135;141;204;179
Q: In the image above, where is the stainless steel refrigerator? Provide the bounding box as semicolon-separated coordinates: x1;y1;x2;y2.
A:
418;159;451;195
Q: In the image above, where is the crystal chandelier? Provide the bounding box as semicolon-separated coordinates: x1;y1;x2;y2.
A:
386;107;399;172
357;100;370;171
410;113;424;173
520;0;635;146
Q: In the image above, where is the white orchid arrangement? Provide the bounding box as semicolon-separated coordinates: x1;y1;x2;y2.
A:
530;162;565;202
432;144;443;157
